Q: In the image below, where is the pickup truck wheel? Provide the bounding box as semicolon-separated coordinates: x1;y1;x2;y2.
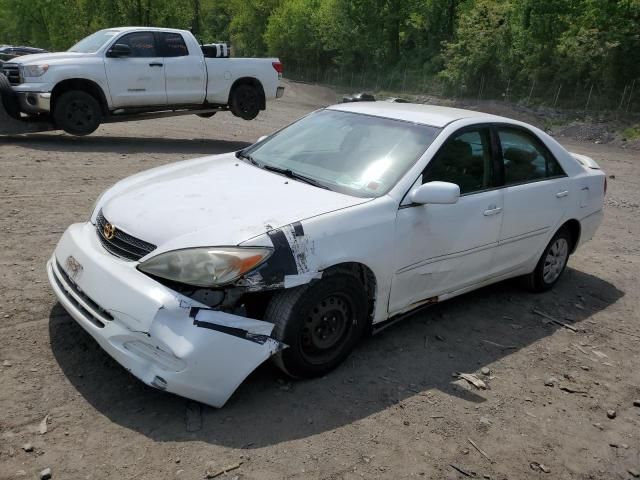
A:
230;84;260;120
265;274;368;378
0;73;20;119
53;90;102;136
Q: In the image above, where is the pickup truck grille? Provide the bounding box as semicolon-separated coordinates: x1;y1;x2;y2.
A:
1;64;21;85
96;210;157;261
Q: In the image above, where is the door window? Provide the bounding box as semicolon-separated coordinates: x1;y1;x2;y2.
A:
115;32;158;57
158;32;189;57
422;128;493;195
498;128;565;185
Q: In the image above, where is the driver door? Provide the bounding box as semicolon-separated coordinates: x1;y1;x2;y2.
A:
104;31;167;108
389;126;504;314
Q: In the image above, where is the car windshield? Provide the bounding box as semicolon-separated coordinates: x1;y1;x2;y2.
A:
68;30;120;53
242;109;441;198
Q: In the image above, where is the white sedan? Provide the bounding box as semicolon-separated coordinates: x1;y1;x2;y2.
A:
47;102;605;407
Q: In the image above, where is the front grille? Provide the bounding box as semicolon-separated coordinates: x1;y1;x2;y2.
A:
96;210;157;261
1;64;21;85
52;260;113;328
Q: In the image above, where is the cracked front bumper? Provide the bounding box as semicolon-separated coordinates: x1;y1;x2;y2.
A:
47;222;281;407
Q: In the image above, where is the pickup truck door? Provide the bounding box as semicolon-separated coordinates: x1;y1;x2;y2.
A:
157;32;206;105
104;31;167;108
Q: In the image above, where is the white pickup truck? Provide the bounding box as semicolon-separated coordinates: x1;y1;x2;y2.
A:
0;27;284;135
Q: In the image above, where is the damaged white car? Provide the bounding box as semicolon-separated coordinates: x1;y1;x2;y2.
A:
47;102;605;407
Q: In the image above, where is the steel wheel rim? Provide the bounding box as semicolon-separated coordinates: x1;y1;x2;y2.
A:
300;293;353;365
238;90;257;113
543;237;568;284
65;100;93;127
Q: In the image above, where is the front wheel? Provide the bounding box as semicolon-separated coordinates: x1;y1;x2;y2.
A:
52;90;102;136
522;227;572;292
265;274;368;378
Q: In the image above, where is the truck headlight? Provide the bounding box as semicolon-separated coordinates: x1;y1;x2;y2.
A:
21;64;49;77
138;247;273;287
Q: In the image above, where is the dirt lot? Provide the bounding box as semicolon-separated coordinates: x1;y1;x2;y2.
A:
1;81;639;480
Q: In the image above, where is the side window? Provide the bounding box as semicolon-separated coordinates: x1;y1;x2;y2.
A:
116;32;157;57
498;128;565;185
423;128;493;195
159;32;189;57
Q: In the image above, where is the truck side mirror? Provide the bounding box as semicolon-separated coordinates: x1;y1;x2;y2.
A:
107;44;132;58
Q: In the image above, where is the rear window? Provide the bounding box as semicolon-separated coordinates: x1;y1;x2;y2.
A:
159;33;189;57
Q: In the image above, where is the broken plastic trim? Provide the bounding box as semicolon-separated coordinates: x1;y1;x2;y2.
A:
189;307;286;350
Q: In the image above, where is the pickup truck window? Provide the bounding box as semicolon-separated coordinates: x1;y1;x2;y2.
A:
68;29;119;53
117;32;158;57
158;32;189;57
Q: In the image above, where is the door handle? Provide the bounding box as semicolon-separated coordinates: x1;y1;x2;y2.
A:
149;62;163;67
483;207;502;216
556;190;569;198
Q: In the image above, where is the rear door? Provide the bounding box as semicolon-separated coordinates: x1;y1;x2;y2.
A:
104;31;167;108
491;126;571;275
157;32;206;105
389;126;504;313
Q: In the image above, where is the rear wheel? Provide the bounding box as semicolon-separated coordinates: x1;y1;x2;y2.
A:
0;73;20;119
229;84;261;120
53;90;102;136
522;226;572;292
265;274;368;378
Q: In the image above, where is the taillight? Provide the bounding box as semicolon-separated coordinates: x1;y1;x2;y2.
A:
272;61;283;78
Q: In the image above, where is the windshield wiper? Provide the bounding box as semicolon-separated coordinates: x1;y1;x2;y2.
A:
236;151;331;190
261;164;331;190
235;150;260;167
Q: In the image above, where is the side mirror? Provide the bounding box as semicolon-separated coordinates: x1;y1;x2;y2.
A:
409;181;460;205
107;43;132;58
257;135;268;143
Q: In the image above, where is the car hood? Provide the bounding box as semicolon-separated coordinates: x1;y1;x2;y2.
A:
101;153;369;254
12;52;91;65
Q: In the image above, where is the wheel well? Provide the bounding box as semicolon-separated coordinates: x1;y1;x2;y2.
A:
562;219;581;253
51;79;108;115
229;77;266;110
322;262;377;326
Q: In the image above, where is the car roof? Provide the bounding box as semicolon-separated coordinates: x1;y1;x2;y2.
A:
328;101;508;128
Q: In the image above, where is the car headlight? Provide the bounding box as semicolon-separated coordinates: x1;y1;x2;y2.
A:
21;64;49;77
138;247;273;287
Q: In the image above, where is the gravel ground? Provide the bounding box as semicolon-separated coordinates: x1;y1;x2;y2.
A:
1;80;639;480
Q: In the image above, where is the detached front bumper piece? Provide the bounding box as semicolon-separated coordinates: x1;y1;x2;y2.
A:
47;222;285;407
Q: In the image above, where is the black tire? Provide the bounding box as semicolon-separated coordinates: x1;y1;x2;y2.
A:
0;72;20;119
522;226;572;292
196;112;216;118
52;90;102;136
229;84;261;120
265;274;368;378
